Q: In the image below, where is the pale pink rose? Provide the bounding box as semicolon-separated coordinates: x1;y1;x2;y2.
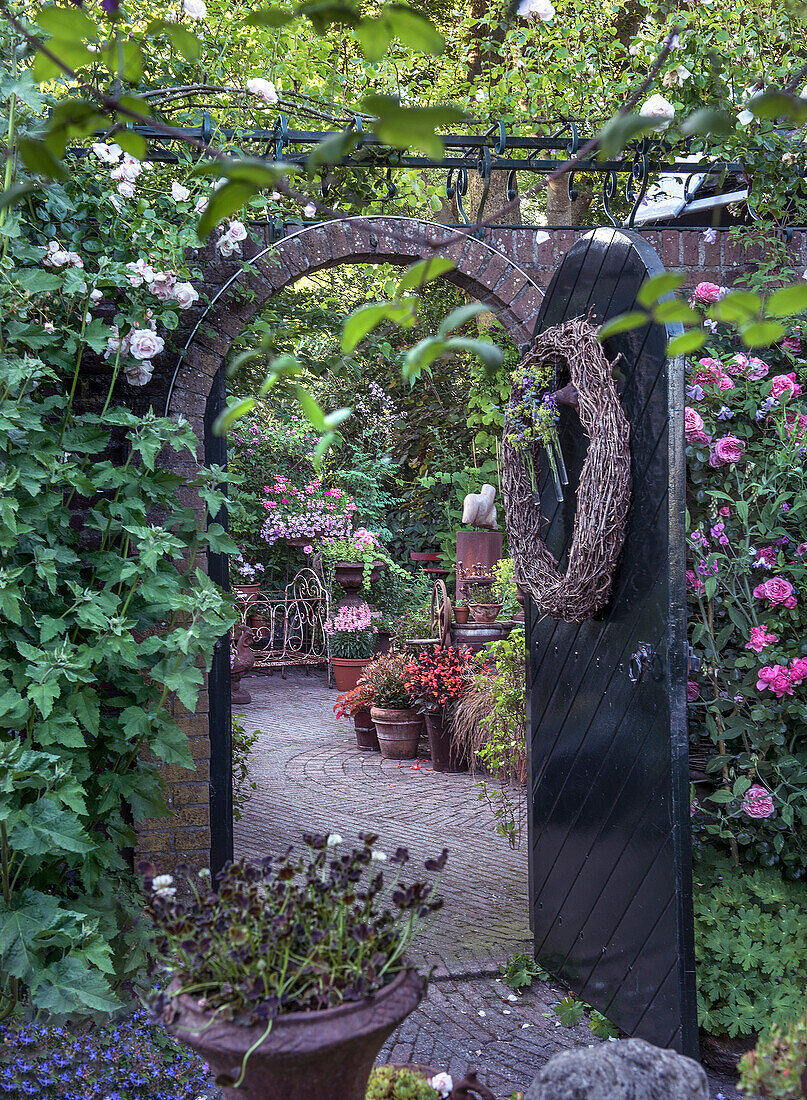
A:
43;322;55;334
689;429;712;447
182;0;207;18
741;784;774;819
227;221;247;242
770;372;803;399
125;259;155;287
172;281;200;310
148;272;177;301
194;196;208;214
709;435;745;466
171;181;191;202
124;359;154;386
685;407;704;437
303;201;317;218
246;77;279;105
104;325;130;359
129;328;165;361
693;281;723;305
116;180;136;198
89;288;103;302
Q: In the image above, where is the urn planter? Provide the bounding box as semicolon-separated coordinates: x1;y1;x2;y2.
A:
330;656;372;693
467;602;502;625
370;707;424;759
333;560;386;609
167;968;426;1100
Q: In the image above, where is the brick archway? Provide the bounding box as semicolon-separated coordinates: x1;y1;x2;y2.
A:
142;216;545;877
165;216;544;423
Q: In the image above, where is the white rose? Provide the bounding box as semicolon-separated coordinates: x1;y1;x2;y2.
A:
126;260;155;287
227;220;247;242
43;322;55;334
246;77;279;105
129;328;165;361
182;0;207;18
172;281;200;310
271;191;281;201
148;272;178;301
429;1074;453;1098
109;194;123;212
217;236;238;257
171;181;191;202
116;180;136;198
194;196;208;214
66;251;83;268
662;65;691;88
517;0;555;21
48;250;70;267
639;93;675;126
303;202;317;218
89;289;103;302
737;108;754;126
105;326;131;359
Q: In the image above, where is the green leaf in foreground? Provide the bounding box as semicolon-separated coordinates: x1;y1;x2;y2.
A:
598;311;648;340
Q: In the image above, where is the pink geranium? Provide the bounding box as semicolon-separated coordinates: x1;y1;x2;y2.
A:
770;372;803;400
753;576;797;609
756;664;793;697
745;626;778;652
708;435;745;467
741;784;775;819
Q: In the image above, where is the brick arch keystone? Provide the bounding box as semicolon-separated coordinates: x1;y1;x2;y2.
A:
165;216;545;422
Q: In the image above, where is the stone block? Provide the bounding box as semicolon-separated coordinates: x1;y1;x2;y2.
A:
525;1038;709;1100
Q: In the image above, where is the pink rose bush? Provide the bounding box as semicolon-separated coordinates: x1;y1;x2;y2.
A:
684;322;806;876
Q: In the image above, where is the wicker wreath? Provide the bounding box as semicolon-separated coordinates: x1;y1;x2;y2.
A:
502;315;631;623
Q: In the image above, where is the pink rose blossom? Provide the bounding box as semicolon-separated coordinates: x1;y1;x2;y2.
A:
789;657;807;685
686;680;700;702
685;407;704;437
731;353;770;380
753;576;796;607
693;281;723;305
688;429;712;447
745;626;778;652
128;328;165;361
795;542;807;557
781;335;802;353
741;784;775;819
770;372;803;399
709;435;745;467
756;665;793;697
718;506;731;517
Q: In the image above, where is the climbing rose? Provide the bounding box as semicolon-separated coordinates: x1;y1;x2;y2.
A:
183;0;207;17
171;181;191;202
124;359;154;386
429;1074;454;1099
770;372;803;399
686;680;700;702
790;657;807;685
246;77;279;104
753;576;797;608
741;784;775;819
639;94;675;124
756;665;793;698
692;282;723;305
709;435;745;467
303;202;317;218
517;0;555;20
91;141;122;164
745;626;777;652
782;335;802;353
129;328;165;361
172;281;200;310
684;407;704;437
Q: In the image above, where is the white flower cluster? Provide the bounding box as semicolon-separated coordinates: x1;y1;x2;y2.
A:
91;142;154;200
246;77;279;105
216;219;248;257
42;240;84;269
151;873;176;900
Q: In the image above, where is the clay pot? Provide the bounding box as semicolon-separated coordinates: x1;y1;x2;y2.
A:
353;709;380;752
370;707;424;759
168;968;426;1100
233;583;261;599
330;657;372;693
467;602;502;624
453;605;469;625
424;709;462;772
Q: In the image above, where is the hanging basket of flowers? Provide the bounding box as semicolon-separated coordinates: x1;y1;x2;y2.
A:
502;315;631;623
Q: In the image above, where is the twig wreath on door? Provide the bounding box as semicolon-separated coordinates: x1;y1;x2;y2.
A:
502;314;631;623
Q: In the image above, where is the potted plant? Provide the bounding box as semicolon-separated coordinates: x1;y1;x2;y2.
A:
324;602;379;691
140;835;447;1100
362;652;425;759
453;604;469;625
231;553;265;599
334;681;379;751
404;645;475;772
261;476;357;550
466;579;502;624
319;529;388;607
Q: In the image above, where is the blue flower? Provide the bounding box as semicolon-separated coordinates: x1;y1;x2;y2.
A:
715;405;733;420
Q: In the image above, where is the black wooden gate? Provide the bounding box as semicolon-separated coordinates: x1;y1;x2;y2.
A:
526;228;697;1055
204;365;234;879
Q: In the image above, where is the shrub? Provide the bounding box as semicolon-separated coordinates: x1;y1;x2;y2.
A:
365;1065;440;1100
693;852;807;1038
231;715;259;822
739;1010;807;1099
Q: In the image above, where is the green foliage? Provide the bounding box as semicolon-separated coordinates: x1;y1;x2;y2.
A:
739;1010;807;1100
693;853;807;1038
231;714;259;823
491;557;519;618
475;629;527;847
365;1065;439;1100
500;950;548;990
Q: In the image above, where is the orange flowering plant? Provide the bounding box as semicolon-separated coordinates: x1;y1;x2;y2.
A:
403;645;476;712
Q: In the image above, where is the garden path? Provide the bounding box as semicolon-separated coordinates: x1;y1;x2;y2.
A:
234;668;740;1100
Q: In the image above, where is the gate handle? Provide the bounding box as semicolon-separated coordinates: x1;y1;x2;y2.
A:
628;642;662;683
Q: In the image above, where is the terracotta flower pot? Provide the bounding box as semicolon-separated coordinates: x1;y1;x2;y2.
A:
370;707;424;759
167;968;426;1100
453;605;469;625
330;657;372;693
467;602;502;624
353;709;379;752
233;583;261;599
